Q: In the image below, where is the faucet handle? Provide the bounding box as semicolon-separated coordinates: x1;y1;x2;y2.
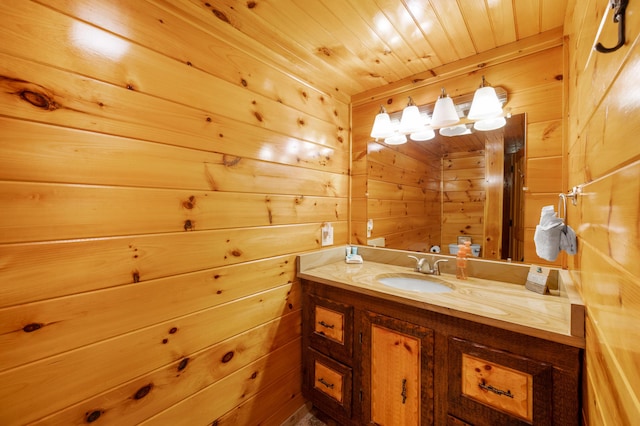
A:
432;259;448;275
407;255;426;270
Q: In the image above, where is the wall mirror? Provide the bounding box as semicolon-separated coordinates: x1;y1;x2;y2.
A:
365;113;526;262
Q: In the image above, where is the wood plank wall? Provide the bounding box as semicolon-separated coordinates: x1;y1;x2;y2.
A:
352;37;565;265
0;1;349;424
565;0;640;423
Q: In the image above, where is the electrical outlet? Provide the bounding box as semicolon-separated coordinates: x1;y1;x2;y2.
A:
321;223;333;246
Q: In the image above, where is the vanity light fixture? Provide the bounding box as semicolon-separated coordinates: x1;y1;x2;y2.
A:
431;88;460;128
370;105;394;139
369;82;508;142
399;96;424;134
468;76;503;121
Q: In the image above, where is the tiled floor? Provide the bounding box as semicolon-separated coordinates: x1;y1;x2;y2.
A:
292;412;327;426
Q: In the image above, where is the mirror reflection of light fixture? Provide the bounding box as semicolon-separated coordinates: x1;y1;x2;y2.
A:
384;132;408;145
399;97;423;133
410;127;436;141
439;124;472;137
370;105;394;139
431;88;460;128
473;116;507;131
467;76;503;121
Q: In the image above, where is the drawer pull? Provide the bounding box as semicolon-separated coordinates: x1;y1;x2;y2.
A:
479;381;514;398
401;378;407;404
318;377;334;389
318;320;335;329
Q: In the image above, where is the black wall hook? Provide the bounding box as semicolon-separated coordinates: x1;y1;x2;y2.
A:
595;0;629;53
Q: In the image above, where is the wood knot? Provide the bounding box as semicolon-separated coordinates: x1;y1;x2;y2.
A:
132;271;140;283
253;111;263;122
134;384;153;400
241;78;248;87
231;249;242;257
177;357;189;372
555;74;564;81
85;410;102;423
247;1;257;8
182;195;196;209
250;371;258;379
317;46;332;56
222;155;241;167
19;90;58;110
184;219;193;231
212;9;230;23
23;323;43;333
222;351;234;363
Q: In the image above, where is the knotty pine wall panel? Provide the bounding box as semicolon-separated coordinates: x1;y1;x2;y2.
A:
0;0;348;424
352;45;564;263
565;0;640;422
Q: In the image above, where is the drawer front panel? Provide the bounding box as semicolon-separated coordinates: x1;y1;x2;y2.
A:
314;359;344;402
461;354;532;421
448;337;553;425
314;305;344;344
303;348;352;421
307;294;353;362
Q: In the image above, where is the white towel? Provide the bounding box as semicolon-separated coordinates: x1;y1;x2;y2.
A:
560;224;577;255
534;205;577;261
534;205;564;261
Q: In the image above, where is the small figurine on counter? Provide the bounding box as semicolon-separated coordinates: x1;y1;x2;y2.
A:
456;241;471;280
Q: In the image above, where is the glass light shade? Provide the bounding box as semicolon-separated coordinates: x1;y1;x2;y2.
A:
439;124;471;137
431;96;460;128
410;128;435;141
467;86;503;120
399;97;423;133
370;107;394;139
473;116;507;131
384;133;407;145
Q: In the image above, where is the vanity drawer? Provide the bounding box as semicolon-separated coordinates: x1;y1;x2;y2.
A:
448;337;553;425
304;348;352;421
308;294;353;362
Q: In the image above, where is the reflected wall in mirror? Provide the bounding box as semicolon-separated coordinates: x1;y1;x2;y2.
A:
350;45;565;266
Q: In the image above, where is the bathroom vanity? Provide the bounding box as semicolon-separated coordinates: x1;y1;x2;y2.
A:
298;247;584;425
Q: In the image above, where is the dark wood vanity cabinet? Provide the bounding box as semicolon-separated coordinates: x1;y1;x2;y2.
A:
301;279;583;425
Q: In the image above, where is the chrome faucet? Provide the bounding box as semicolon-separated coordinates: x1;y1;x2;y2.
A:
408;255;448;275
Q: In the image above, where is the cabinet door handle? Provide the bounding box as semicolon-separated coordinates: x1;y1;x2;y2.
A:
318;320;335;329
401;378;407;404
318;378;334;389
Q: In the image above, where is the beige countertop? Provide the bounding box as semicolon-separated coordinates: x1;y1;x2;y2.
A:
298;246;585;348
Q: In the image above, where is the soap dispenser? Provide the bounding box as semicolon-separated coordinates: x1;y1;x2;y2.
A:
456;241;470;280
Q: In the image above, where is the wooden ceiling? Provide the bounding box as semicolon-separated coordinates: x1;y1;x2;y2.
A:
194;0;568;99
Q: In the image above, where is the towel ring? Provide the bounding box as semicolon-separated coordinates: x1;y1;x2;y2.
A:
558;186;582;219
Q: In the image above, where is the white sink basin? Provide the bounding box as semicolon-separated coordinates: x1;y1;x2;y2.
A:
376;273;454;293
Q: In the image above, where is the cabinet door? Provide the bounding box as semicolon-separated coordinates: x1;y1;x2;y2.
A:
360;311;434;425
